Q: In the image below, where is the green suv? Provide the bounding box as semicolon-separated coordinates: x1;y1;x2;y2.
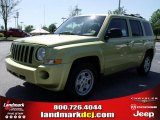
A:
5;14;155;99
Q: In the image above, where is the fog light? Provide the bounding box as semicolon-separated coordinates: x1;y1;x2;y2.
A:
39;71;49;79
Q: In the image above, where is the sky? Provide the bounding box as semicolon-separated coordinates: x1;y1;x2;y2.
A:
0;0;160;29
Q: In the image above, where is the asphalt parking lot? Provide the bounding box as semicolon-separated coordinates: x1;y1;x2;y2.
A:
0;41;160;102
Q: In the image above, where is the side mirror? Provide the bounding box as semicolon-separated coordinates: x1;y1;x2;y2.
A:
105;28;122;39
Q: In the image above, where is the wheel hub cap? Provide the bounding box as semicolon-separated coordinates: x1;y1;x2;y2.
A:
144;57;151;73
75;69;94;96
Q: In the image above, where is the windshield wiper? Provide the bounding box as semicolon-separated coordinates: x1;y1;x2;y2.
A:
59;32;75;35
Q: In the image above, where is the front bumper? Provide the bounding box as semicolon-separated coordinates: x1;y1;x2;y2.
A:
5;57;71;91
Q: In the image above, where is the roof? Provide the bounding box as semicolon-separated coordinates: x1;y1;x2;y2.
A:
75;14;147;21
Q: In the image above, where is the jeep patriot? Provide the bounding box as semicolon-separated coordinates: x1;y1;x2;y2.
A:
5;14;155;99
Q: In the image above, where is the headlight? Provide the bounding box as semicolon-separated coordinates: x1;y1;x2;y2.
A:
36;47;46;61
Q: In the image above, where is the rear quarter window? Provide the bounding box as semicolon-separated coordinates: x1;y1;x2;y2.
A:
142;22;153;36
129;20;143;36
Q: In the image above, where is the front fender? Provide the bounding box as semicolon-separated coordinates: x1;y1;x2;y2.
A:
54;41;105;73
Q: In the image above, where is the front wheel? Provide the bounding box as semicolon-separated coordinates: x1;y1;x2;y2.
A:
137;54;152;76
65;63;97;100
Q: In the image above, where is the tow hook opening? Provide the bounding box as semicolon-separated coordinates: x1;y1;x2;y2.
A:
39;70;49;80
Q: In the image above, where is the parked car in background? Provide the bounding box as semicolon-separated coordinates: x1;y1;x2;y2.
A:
0;28;30;37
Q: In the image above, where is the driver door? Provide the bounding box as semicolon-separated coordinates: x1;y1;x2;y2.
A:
102;18;131;75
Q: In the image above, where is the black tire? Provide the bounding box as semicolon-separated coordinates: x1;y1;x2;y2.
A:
65;62;97;100
137;53;152;76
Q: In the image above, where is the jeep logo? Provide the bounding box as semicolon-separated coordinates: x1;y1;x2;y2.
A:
133;110;154;118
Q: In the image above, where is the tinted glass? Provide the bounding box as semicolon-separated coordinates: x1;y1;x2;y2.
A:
55;16;106;36
129;20;143;36
107;18;128;37
143;22;153;36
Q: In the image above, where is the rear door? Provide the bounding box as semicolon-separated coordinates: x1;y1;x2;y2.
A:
128;19;145;66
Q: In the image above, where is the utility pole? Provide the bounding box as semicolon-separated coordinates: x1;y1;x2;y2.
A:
118;0;121;14
75;5;81;16
20;22;23;30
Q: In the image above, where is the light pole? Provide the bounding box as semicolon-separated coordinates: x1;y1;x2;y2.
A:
118;0;121;14
20;22;24;30
14;16;17;28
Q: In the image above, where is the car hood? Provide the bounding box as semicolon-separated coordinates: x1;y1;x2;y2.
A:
14;34;98;46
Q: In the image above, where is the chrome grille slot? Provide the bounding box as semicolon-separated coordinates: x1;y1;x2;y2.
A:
29;47;34;63
17;45;21;61
12;44;16;59
20;46;25;62
24;46;29;62
11;43;35;64
15;45;20;60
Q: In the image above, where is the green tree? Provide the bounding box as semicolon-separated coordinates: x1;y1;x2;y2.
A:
1;25;4;30
150;9;160;38
48;24;56;33
0;0;21;38
42;26;49;31
108;6;126;15
25;25;34;33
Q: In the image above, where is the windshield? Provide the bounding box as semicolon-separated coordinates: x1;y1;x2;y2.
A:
54;16;106;36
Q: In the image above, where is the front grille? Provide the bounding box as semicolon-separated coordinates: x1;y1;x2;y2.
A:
11;43;34;64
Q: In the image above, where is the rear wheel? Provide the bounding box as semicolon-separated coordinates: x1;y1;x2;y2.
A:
65;63;97;100
137;53;152;76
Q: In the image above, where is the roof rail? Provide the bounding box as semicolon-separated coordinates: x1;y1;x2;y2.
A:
123;14;144;19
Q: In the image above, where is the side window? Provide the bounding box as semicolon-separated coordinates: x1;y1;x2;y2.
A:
129;20;143;36
142;22;153;36
107;18;128;37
